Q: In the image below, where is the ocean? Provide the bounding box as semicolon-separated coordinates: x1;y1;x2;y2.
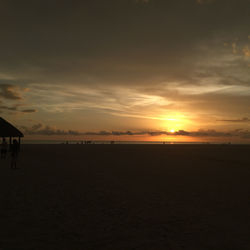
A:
21;140;245;145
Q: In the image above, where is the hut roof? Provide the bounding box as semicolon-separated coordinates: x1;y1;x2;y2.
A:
0;117;24;137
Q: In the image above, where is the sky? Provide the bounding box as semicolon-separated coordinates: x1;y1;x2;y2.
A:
1;0;250;142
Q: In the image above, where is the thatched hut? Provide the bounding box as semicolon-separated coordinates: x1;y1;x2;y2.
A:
0;117;24;145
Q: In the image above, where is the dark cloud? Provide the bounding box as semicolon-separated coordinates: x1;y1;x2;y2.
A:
196;0;215;4
217;117;250;123
135;0;150;3
0;0;249;88
0;105;18;111
21;109;37;113
0;104;36;114
0;84;22;100
20;124;81;136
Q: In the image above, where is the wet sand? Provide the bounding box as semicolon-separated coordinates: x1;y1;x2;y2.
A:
0;144;250;250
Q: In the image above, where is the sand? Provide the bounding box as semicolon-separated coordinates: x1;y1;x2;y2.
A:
0;144;250;250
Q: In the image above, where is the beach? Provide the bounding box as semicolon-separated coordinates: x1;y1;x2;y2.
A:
0;144;250;250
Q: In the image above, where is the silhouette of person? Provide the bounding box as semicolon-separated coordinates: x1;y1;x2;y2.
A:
1;138;8;159
10;139;20;169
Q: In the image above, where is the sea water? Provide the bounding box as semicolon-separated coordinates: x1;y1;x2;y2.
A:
22;140;245;145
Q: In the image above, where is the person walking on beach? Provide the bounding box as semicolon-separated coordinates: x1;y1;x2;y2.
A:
10;139;20;169
1;138;8;159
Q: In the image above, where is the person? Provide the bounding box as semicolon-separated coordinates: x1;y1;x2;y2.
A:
10;139;20;169
1;138;8;159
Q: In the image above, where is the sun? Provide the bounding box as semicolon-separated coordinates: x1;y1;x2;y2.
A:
170;129;175;133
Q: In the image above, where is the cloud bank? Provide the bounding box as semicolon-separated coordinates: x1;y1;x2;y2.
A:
20;123;250;139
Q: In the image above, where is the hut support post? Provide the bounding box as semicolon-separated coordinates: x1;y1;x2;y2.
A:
18;137;21;151
9;137;12;151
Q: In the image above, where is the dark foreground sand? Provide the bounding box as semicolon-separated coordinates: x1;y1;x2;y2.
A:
0;144;250;250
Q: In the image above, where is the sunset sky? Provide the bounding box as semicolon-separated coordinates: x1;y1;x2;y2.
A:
1;0;250;142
